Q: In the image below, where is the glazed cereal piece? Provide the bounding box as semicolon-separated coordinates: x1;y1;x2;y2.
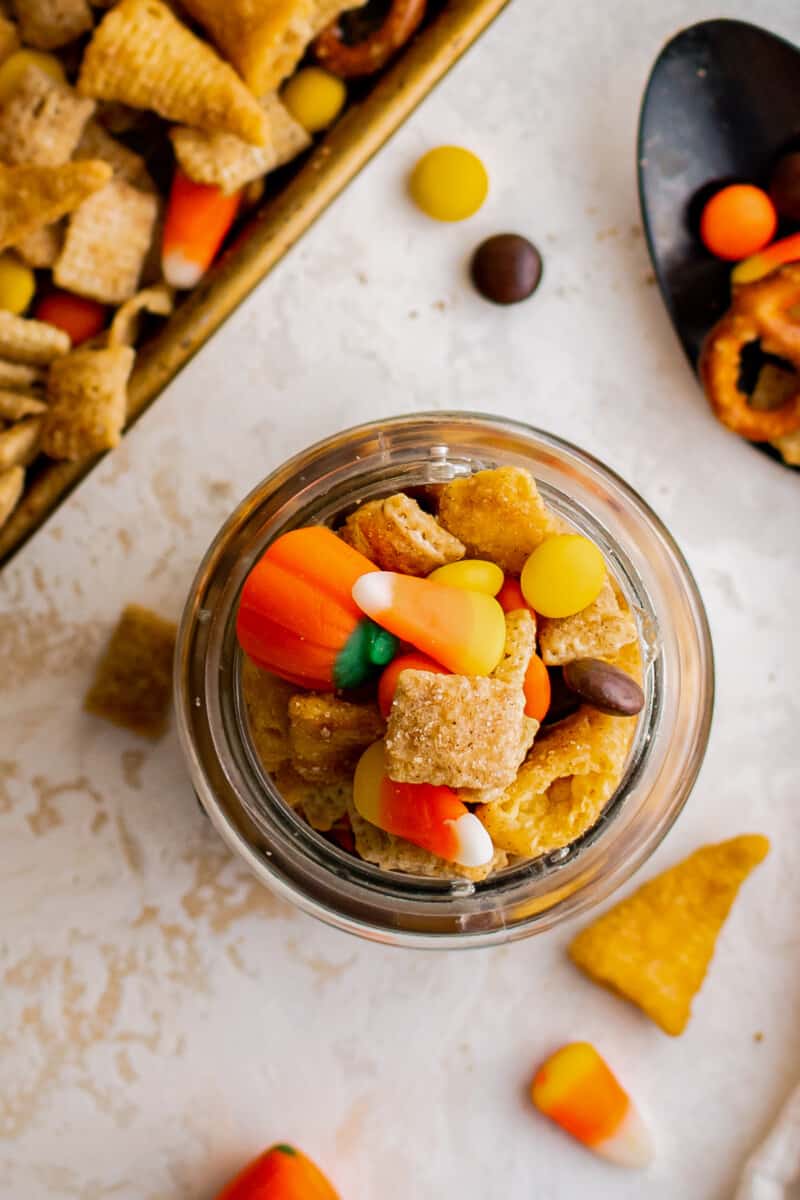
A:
181;0;314;96
0;161;111;254
458;715;539;806
0;65;95;166
274;764;351;831
0;391;46;420
12;0;93;49
0;463;23;528
349;801;507;881
74;121;155;193
569;835;770;1035
55;179;158;304
491;609;536;689
241;655;294;774
437;466;557;574
0;417;41;469
385;670;531;790
341;492;465;576
288;692;385;782
14;222;64;269
0;311;70;364
41;344;135;460
78;0;269;147
170;93;311;195
538;578;638;667
84;604;177;739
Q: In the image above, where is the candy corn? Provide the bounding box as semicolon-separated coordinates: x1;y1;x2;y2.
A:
531;1043;653;1168
214;1142;340;1200
162;167;240;289
354;741;494;867
352;571;506;676
731;231;800;284
377;652;449;719
237;526;397;690
428;558;504;595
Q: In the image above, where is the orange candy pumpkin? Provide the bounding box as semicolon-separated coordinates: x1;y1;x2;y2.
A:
215;1144;339;1200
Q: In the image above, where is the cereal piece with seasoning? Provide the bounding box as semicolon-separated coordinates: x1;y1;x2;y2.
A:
438;466;557;574
14;222;64;269
84;604;177;739
288;692;384;782
12;0;93;50
41;344;135;460
274;764;351;831
55;179;158;304
538;577;638;666
241;656;294;774
341;492;465;576
491;609;536;690
0;65;95;166
385;670;533;790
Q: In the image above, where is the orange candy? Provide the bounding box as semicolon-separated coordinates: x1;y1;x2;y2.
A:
496;574;535;622
523;653;550;722
162;168;241;288
377;651;449;719
215;1143;339;1200
34;291;107;345
700;184;777;261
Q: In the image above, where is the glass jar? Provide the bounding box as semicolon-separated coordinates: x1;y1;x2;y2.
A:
174;413;713;948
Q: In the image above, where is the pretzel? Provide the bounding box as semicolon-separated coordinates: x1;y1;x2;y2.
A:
313;0;426;77
699;264;800;440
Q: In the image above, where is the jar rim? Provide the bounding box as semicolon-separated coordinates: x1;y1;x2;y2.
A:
174;412;714;948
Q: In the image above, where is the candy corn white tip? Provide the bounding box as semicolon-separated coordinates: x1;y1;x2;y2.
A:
352;571;393;615
162;251;203;290
595;1104;655;1169
449;813;493;867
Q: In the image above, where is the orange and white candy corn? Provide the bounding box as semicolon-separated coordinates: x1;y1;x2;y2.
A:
352;570;506;676
162;167;240;289
531;1042;654;1168
354;741;493;867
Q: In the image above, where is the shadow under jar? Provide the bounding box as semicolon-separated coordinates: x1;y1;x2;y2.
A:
174;413;714;948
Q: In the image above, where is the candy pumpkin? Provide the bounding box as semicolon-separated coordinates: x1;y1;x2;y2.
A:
215;1143;339;1200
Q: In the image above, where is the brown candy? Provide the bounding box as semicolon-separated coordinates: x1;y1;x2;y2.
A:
562;657;644;717
470;233;542;305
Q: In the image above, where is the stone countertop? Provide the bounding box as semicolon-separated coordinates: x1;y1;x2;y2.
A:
1;1;799;1196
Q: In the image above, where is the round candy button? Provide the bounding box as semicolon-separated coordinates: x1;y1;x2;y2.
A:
409;146;489;222
471;233;542;304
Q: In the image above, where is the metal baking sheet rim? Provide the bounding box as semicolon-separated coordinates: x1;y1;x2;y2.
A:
0;0;510;568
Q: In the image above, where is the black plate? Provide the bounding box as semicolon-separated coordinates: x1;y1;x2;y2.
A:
637;17;800;471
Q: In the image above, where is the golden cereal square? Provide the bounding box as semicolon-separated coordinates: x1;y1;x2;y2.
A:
240;655;294;774
349;802;507;881
0;417;41;469
0;463;23;528
12;0;92;49
438;466;557;574
569;835;770;1035
14;222;64;269
385;671;529;790
0;65;95;166
170;93;310;194
340;492;465;576
84;604;177;739
78;0;268;146
74;120;155;192
0;160;111;253
55;179;158;304
181;0;314;95
274;764;351;831
478;771;609;860
42;344;135;461
539;578;638;666
492;609;536;689
288;692;384;782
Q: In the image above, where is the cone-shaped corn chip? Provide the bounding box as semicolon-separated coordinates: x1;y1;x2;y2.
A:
180;0;314;96
78;0;268;146
569;834;770;1035
0;463;23;528
0;390;46;420
0;160;111;252
0;310;70;364
42;344;135;460
0;417;42;469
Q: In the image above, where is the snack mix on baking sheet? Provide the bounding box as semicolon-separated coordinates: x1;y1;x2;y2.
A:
0;0;424;540
237;466;646;881
696;161;800;462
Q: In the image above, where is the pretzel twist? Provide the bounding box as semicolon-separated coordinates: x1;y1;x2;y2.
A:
314;0;427;78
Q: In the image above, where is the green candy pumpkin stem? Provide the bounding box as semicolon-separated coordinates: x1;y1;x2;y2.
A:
333;618;397;689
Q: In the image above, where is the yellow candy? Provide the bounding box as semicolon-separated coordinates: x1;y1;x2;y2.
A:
0;255;35;316
429;559;503;595
0;50;66;105
521;535;606;618
282;67;346;134
409;146;489;222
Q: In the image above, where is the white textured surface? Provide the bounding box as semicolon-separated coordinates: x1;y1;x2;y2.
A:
1;2;799;1197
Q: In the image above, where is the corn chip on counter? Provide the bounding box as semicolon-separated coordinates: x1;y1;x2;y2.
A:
0;0;798;1197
